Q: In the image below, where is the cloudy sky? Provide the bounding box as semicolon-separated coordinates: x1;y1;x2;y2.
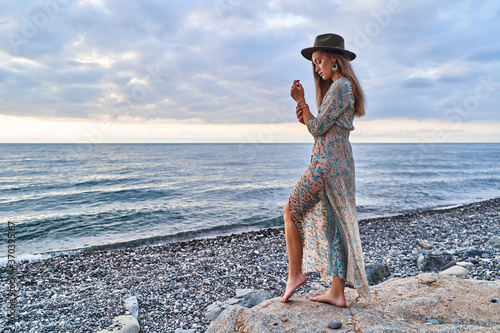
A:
0;0;499;143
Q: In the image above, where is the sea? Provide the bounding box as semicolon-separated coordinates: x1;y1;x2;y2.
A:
1;143;499;264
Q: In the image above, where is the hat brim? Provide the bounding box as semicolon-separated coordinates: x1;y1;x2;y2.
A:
301;47;356;61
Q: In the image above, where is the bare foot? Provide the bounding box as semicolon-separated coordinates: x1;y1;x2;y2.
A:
309;293;346;307
280;273;307;303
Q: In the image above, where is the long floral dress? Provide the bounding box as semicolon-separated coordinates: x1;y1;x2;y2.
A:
288;77;370;299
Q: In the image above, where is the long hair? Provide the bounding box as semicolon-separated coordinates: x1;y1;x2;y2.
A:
312;51;366;117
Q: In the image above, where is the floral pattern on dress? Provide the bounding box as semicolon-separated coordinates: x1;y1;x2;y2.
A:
289;78;370;299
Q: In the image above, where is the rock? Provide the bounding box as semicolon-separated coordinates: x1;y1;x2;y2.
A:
418;241;433;249
328;321;342;329
365;262;391;284
205;289;272;321
174;329;196;333
469;258;479;264
124;296;139;319
207;274;500;332
439;261;457;271
456;261;474;268
416;250;453;272
458;248;494;260
426;318;440;324
486;236;500;248
441;265;469;276
96;315;140;333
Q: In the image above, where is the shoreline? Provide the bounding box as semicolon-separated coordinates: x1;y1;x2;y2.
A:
3;197;498;266
1;198;499;332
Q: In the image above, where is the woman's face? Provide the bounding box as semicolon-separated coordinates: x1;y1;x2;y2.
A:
312;51;336;80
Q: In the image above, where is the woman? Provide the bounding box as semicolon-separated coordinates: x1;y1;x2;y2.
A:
281;33;370;305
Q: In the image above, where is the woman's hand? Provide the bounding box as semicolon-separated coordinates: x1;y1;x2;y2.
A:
290;80;305;103
296;105;305;124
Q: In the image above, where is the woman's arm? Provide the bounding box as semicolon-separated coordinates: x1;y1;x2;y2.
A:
306;79;353;137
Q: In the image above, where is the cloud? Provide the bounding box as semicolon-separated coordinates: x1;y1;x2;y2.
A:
0;0;499;142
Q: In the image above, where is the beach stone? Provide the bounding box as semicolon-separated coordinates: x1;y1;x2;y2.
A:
440;265;469;277
469;258;479;264
205;289;272;321
418;241;433;249
206;273;500;332
439;261;457;271
456;261;474;268
124;296;139;319
460;248;494;260
416;250;453;272
328;321;342;329
96;315;140;333
365;262;391;284
174;329;196;333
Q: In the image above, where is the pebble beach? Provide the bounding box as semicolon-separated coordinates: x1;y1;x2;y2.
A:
1;198;499;333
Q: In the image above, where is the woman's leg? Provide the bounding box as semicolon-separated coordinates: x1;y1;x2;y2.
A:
280;202;307;303
309;276;346;307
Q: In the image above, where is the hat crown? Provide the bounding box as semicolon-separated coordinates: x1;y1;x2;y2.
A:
301;33;355;61
314;33;345;50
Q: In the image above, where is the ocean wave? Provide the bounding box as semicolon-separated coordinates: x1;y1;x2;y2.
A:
0;215;285;266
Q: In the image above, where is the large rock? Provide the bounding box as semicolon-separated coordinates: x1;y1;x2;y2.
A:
455;248;494;260
207;273;500;332
205;288;272;321
440;265;470;276
416;250;452;272
365;261;391;284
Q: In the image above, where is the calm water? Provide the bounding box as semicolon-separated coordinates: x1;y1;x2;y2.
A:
1;143;499;263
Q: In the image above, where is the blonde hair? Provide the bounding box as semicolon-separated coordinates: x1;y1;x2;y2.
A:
312;51;366;117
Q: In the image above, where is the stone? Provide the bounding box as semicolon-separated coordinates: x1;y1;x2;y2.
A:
418;241;433;249
486;236;500;248
416;250;453;272
441;265;469;276
174;329;196;333
456;261;474;268
365;262;391;284
124;296;139;319
96;315;140;333
205;289;272;321
426;318;440;324
328;321;342;329
418;273;439;284
439;261;457;271
459;249;494;260
207;274;500;333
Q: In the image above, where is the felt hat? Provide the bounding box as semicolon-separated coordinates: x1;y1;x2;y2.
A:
301;33;356;61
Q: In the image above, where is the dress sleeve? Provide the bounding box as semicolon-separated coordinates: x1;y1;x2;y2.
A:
306;79;353;137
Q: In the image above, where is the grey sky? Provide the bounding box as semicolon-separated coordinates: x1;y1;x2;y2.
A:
0;0;499;131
